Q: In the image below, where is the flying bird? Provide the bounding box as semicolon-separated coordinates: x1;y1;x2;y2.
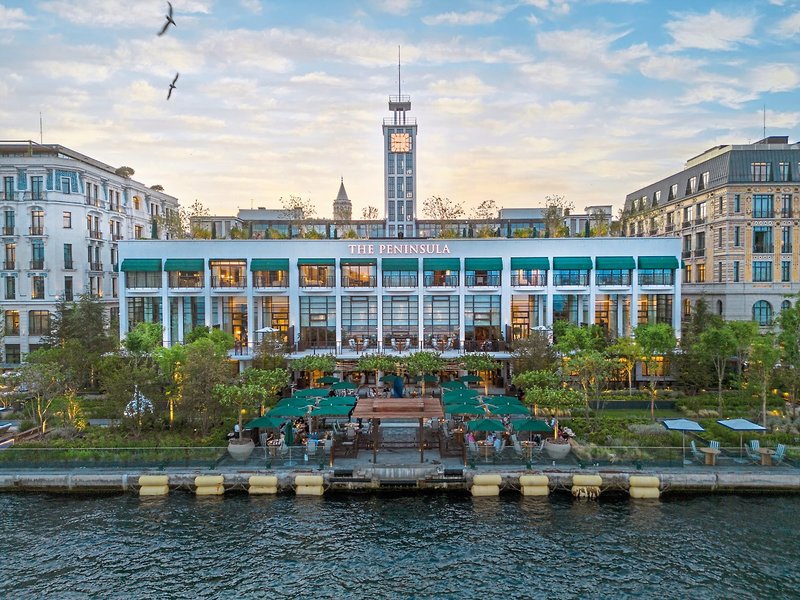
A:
157;1;176;36
167;73;179;100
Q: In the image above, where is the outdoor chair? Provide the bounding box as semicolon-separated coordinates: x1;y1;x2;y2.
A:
468;440;479;454
690;440;704;463
362;339;370;351
513;439;525;459
746;440;761;464
773;443;787;466
709;440;720;451
404;338;412;351
348;338;356;351
390;338;397;351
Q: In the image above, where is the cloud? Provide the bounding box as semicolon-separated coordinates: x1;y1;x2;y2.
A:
664;10;757;51
240;0;262;15
639;54;706;82
369;0;420;16
775;12;800;38
536;28;649;71
289;71;345;86
39;0;212;27
0;4;33;29
422;10;506;26
427;75;494;97
521;0;570;15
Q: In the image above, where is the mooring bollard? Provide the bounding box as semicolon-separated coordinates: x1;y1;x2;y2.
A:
629;475;661;499
519;474;549;497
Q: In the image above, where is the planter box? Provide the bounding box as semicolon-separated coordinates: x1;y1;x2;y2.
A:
228;439;255;461
544;440;571;460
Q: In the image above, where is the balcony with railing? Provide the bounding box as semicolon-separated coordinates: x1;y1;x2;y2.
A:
693;248;706;258
1;227;15;236
111;233;124;241
23;192;46;201
87;229;103;240
252;272;288;289
27;226;44;236
665;224;675;233
752;210;774;219
2;261;15;270
649;228;658;235
211;275;245;289
465;273;501;288
382;273;418;289
552;272;589;287
695;217;706;226
29;260;44;270
596;272;632;286
169;273;203;289
681;250;692;258
88;262;103;272
752;244;774;254
299;274;335;289
0;192;18;202
639;272;675;286
682;221;691;228
463;339;507;352
511;273;546;287
342;275;377;289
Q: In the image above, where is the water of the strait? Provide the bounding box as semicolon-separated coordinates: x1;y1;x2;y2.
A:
0;492;797;599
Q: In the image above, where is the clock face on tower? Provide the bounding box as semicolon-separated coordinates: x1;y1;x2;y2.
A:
390;132;412;153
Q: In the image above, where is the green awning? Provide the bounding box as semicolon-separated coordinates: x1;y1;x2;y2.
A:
297;258;335;266
553;257;592;270
595;256;635;270
382;258;418;271
638;256;680;270
465;258;502;271
510;257;550;270
120;258;161;272
341;258;377;266
423;257;460;271
250;258;289;272
164;259;204;272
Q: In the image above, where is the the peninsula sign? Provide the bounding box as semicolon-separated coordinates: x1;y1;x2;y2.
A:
348;243;451;255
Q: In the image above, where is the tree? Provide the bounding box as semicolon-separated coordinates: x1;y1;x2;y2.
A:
115;166;135;179
543;194;573;238
729;320;759;382
749;334;780;427
150;184;164;191
634;323;676;419
471;199;498;220
511;331;556;373
362;206;379;220
182;338;235;435
358;354;398;391
98;351;162;435
16;349;76;434
124;322;163;355
291;354;336;387
214;367;290;439
153;343;187;427
403;352;445;397
674;300;715;394
422;195;464;220
554;322;607;355
776;300;800;415
588;208;610;236
461;353;500;395
698;321;737;417
568;349;610;419
608;336;640;395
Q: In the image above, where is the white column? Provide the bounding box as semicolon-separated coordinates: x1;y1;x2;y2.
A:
673;265;682;339
545;267;554;328
176;296;184;343
630;268;639;338
203;262;212;327
119;270;128;336
500;258;511;344
160;270;169;347
376;264;384;351
246;287;254;354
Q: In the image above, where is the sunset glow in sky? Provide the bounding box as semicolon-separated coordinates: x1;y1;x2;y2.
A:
1;0;799;218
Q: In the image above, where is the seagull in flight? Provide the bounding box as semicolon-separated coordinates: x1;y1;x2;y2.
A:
167;73;179;100
157;1;176;36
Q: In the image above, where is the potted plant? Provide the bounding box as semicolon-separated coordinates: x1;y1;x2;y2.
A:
215;367;290;461
543;420;572;459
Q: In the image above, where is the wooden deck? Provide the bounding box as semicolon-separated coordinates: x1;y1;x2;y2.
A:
352;397;444;420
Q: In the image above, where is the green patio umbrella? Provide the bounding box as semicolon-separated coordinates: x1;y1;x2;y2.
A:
284;423;295;446
294;388;329;398
445;404;486;416
441;380;466;390
318;397;356;406
442;389;480;402
483;395;520;404
467;418;505;432
269;405;310;418
443;399;482;409
311;405;353;417
487;404;529;416
459;375;483;383
380;374;399;383
316;375;340;384
244;415;283;429
331;381;357;391
276;397;315;408
414;374;439;383
511;418;552;434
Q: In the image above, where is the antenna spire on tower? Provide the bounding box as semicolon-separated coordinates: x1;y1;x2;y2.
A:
398;45;401;97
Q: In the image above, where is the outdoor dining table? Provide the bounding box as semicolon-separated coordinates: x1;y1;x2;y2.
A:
758;447;775;466
700;447;721;466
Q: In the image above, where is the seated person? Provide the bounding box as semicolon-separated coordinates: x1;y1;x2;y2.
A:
493;435;502;452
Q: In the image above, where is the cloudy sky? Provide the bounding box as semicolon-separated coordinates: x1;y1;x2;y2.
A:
1;0;799;218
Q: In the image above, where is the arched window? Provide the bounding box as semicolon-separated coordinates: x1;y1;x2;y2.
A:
781;299;792;312
716;300;723;316
752;300;773;326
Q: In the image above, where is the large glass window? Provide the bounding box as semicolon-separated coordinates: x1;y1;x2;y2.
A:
779;162;791;182
782;226;792;253
31;239;44;269
464;295;501;351
753;300;773;326
341;296;377;349
30;209;44;235
639;269;674;286
63;244;73;270
595;269;631;286
169;270;203;288
252;269;288;288
782;194;793;218
511;295;546;340
299;264;334;288
752;226;773;253
511;269;546;286
5;276;15;300
424;269;458;287
3;243;15;270
4;344;20;364
64;276;73;301
552;294;588;325
638;294;673;326
341;264;376;288
595;294;631;338
30;177;43;200
210;260;245;288
553;270;589;286
423;295;459;347
169;297;205;344
465;269;500;287
383;295;419;349
125;271;161;288
782;260;791;282
127;297;161;331
211;296;248;344
31;275;44;299
752;261;773;282
383;269;417;288
751;163;772;182
2;209;14;235
258;296;289;344
4;310;19;335
299;296;335;350
28;310;50;336
752;194;774;218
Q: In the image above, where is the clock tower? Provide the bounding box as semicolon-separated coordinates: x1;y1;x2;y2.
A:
383;50;417;238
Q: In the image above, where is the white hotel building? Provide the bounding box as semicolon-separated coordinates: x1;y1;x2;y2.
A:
117;237;682;366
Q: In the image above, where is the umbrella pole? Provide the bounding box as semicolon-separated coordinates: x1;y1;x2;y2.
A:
682;432;686;465
740;432;743;459
419;417;424;463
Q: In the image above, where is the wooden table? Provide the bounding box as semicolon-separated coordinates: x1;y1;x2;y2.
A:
758;447;775;466
700;447;721;466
